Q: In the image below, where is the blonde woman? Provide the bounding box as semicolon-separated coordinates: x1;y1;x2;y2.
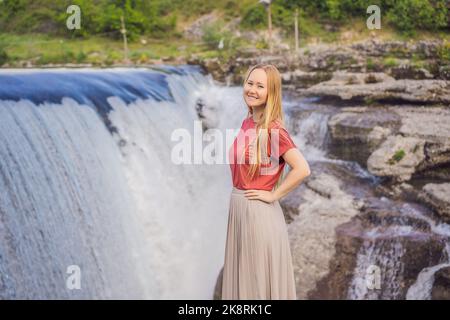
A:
222;64;311;300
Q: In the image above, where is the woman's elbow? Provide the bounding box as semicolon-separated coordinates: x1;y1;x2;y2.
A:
301;161;311;178
302;168;311;179
304;168;311;177
292;165;310;180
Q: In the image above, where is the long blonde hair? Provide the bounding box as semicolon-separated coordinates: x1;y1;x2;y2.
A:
243;64;287;189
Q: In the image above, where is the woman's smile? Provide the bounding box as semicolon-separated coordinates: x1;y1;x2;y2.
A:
244;68;268;108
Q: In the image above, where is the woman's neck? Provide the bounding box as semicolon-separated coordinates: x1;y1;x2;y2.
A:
251;105;265;122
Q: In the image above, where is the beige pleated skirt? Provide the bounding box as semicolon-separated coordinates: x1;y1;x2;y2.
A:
221;187;297;300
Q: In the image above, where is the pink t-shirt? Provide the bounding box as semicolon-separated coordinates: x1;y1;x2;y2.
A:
229;116;297;191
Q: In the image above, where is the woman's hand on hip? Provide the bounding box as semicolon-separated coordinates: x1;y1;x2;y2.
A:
244;189;276;203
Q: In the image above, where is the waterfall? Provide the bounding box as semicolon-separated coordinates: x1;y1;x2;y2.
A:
284;102;378;183
0;67;246;299
347;202;450;300
404;203;450;300
347;236;406;300
406;244;450;300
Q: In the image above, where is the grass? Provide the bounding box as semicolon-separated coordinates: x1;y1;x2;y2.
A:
411;54;427;68
382;56;400;68
387;149;406;165
366;57;376;71
0;14;449;67
437;40;450;63
321;18;450;44
0;33;207;66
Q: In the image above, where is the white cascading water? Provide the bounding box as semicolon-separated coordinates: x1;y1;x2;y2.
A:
404;204;450;300
347;235;406;300
3;67;447;300
406;244;450;300
286;100;450;300
290;111;328;162
347;202;450;300
0;98;146;299
0;67;247;299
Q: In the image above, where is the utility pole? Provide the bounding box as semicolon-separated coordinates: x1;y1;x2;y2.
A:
259;0;273;54
268;3;273;54
294;8;299;55
120;15;129;63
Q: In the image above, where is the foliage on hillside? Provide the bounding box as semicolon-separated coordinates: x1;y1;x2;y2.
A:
0;0;448;40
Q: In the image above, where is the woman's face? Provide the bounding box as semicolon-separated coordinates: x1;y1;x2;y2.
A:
243;68;268;109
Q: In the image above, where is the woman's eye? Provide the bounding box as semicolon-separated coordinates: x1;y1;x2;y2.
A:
258;86;263;89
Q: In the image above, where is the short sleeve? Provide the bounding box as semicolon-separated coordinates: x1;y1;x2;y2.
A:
278;128;297;157
268;126;297;158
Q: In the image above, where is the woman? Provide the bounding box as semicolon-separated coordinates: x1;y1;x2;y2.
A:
222;64;311;300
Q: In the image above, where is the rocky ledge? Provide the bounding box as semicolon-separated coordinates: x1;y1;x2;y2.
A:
328;105;450;177
191;39;450;86
418;183;450;223
327;104;450;221
302;71;450;105
281;169;449;300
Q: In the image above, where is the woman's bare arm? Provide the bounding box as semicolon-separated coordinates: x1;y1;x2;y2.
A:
271;148;311;201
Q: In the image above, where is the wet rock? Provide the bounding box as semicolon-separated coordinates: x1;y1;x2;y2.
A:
419;183;450;223
395;107;450;180
367;126;393;151
279;184;306;224
325;105;450;182
191;39;448;85
390;64;434;80
386;182;420;202
309;214;446;299
327;104;450;181
195;98;219;131
201;58;232;83
367;135;426;182
303;71;450;104
439;65;450;80
327;107;401;165
287;173;362;299
302;46;361;72
281;70;332;88
396;107;450;143
307;218;364;300
431;266;450;300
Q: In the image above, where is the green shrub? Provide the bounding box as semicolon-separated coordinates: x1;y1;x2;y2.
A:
255;38;268;49
437;42;450;63
386;0;448;32
240;3;267;30
104;51;122;65
0;0;447;41
366;57;376;71
202;22;235;51
388;149;406;164
37;48;76;64
76;51;87;63
383;57;399;68
0;40;8;65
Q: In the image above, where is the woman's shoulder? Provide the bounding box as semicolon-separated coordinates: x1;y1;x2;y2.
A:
241;117;286;130
241;116;253;126
269;119;285;130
